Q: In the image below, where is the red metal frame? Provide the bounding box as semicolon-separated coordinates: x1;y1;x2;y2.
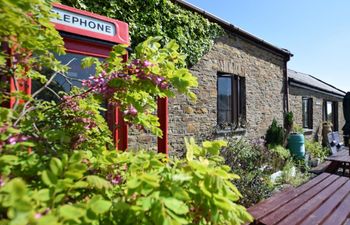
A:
52;3;129;45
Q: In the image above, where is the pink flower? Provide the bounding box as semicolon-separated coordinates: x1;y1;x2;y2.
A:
35;213;42;219
123;105;137;116
159;81;169;90
142;60;152;67
0;176;5;187
6;134;30;145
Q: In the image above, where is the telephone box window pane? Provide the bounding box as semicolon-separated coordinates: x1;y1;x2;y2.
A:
32;53;102;101
55;53;99;92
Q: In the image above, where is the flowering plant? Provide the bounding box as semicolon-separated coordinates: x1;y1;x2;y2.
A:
81;37;198;136
0;1;252;224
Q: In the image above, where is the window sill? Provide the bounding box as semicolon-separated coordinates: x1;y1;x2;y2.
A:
215;128;246;136
303;129;313;135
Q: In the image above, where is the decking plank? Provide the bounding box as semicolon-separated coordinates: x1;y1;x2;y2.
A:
259;174;339;225
248;173;330;220
277;176;349;225
321;191;350;225
298;180;350;225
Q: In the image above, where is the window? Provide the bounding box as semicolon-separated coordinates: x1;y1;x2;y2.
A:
302;97;313;129
32;53;102;102
323;101;339;131
217;73;245;129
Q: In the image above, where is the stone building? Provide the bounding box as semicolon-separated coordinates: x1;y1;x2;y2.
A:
129;1;346;153
288;69;346;140
129;1;292;152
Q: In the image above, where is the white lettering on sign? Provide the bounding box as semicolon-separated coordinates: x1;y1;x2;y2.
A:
51;7;116;36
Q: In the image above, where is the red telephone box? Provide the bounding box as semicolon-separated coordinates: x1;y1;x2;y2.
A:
51;3;130;151
11;3;169;153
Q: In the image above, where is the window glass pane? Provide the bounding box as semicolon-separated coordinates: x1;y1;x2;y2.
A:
302;98;308;128
32;53;102;101
218;76;232;124
327;101;333;122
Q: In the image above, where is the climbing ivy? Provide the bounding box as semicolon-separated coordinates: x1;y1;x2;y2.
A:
62;0;224;66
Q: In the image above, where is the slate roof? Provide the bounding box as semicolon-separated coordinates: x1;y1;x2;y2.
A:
172;0;292;59
288;69;345;98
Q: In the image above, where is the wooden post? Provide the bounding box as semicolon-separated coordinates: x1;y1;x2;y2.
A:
157;97;168;155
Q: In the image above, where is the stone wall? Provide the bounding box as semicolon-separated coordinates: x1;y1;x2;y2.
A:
288;86;345;142
128;32;287;153
167;33;287;155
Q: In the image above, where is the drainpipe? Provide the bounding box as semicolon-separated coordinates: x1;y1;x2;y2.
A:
284;59;289;113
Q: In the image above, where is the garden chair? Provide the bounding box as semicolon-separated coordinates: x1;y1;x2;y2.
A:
327;131;349;175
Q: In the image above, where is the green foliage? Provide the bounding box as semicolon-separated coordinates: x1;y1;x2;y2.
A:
0;0;66;105
284;111;293;134
275;160;311;187
265;119;284;147
305;140;329;161
62;0;224;66
292;123;304;134
270;145;291;161
0;1;251;224
0;131;253;224
269;145;291;171
222;139;275;207
82;36;198;136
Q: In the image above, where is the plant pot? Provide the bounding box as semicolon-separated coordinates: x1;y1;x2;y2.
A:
309;158;321;167
287;133;305;159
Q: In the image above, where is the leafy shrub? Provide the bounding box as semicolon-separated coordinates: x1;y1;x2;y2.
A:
284;112;293;133
0;1;253;224
292;123;304;134
265;119;284;147
222;139;274;207
275;160;311;187
305;140;329;161
269;145;291;170
0;131;253;224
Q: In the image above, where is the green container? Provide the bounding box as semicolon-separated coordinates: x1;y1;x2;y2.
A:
288;133;305;159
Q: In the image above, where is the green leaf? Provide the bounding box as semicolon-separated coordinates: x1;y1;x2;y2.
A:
37;214;60;225
185;138;194;161
163;197;189;215
59;205;85;220
0;155;18;164
49;158;63;176
41;170;57;187
6;178;27;198
37;189;50;202
86;175;112;189
89;196;112;214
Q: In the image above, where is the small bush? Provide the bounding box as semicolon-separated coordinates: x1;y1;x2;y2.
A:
284;112;293;133
269;145;291;170
222;139;275;207
292;123;304;134
305;140;329;161
276;160;311;187
265;119;284;147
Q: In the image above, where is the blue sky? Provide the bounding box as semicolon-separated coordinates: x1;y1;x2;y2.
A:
186;0;350;92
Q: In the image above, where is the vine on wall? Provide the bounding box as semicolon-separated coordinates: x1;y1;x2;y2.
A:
62;0;224;67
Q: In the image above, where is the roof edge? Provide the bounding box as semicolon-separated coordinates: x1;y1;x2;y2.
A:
172;0;293;59
288;69;346;97
289;79;345;99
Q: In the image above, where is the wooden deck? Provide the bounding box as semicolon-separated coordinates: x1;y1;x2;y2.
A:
248;173;350;225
